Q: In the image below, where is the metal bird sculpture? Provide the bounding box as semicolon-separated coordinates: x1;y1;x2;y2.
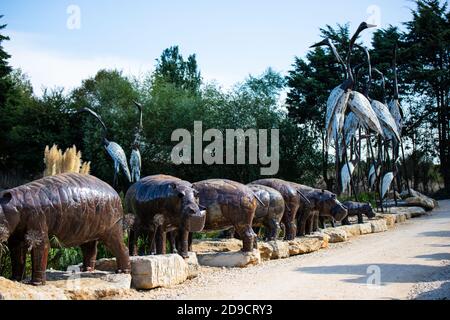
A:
78;108;131;186
310;22;382;148
388;45;404;135
380;172;394;200
370;69;401;143
130;101;143;182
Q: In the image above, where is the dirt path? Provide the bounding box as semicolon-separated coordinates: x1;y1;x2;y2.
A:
123;200;450;300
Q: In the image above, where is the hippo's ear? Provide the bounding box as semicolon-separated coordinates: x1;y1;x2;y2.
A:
0;192;12;205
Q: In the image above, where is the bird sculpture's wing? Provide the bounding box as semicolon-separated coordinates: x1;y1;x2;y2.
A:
106;142;131;182
343;112;360;146
326;86;350;147
130;149;141;182
388;99;403;135
371;100;400;142
348;91;384;137
341;162;355;193
368;164;379;189
380;172;394;200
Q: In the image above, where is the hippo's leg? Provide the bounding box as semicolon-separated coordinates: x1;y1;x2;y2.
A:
147;227;157;255
236;224;256;252
330;218;336;228
313;212;320;232
155;228;167;255
358;214;364;224
169;231;178;254
342;216;350;225
264;219;280;241
128;228;138;256
280;223;286;239
30;236;50;286
179;229;190;258
101;225;131;274
8;237;27;282
80;241;98;272
188;232;193;252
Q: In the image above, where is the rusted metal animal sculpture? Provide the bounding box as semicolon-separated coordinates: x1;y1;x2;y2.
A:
193;179;261;252
293;185;348;235
0;173;131;285
341;201;375;225
247;184;285;241
125;175;206;258
251;179;302;240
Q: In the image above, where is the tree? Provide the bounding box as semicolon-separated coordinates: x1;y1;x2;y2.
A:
70;69;139;185
403;0;450;193
0;15;12;109
153;46;201;92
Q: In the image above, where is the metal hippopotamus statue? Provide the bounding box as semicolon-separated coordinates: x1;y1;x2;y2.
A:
341;201;375;225
295;185;348;235
125;175;206;258
251;179;302;240
0;173;131;285
247;184;285;241
193;179;262;252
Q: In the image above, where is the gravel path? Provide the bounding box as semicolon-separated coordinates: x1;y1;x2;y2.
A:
118;200;450;300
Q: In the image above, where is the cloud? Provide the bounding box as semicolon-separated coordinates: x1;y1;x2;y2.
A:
4;31;153;95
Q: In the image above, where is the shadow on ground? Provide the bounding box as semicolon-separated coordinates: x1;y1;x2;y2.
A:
415;253;450;261
297;263;449;285
419;231;450;238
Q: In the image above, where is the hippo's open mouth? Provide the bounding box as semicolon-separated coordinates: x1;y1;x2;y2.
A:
186;210;206;232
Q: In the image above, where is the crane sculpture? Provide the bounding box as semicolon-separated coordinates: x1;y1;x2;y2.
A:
130;101;143;182
310;22;381;202
78;108;131;187
310;24;413;212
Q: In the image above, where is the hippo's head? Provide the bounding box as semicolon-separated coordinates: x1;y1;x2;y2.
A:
362;203;376;219
171;183;206;233
0;192;12;243
316;190;348;222
330;200;348;222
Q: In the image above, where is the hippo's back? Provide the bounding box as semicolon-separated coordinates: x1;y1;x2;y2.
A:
193;179;255;208
248;184;284;220
130;174;191;204
2;173;123;246
5;173;119;212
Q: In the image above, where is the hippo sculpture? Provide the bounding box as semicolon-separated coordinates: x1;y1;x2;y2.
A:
251;179;302;240
193;179;261;252
295;186;348;235
125;175;206;258
0;173;131;285
247;184;285;241
341;201;375;225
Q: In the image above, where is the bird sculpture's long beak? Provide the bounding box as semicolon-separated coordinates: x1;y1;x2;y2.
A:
310;39;328;48
366;24;377;29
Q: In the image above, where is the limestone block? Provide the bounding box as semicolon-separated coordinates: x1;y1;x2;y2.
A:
197;250;261;268
130;254;188;290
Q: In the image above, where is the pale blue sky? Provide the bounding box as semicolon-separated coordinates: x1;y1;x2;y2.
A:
2;0;415;94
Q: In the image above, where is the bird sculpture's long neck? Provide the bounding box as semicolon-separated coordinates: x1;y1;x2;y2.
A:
345;26;366;89
374;68;387;104
393;45;399;100
328;41;348;79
